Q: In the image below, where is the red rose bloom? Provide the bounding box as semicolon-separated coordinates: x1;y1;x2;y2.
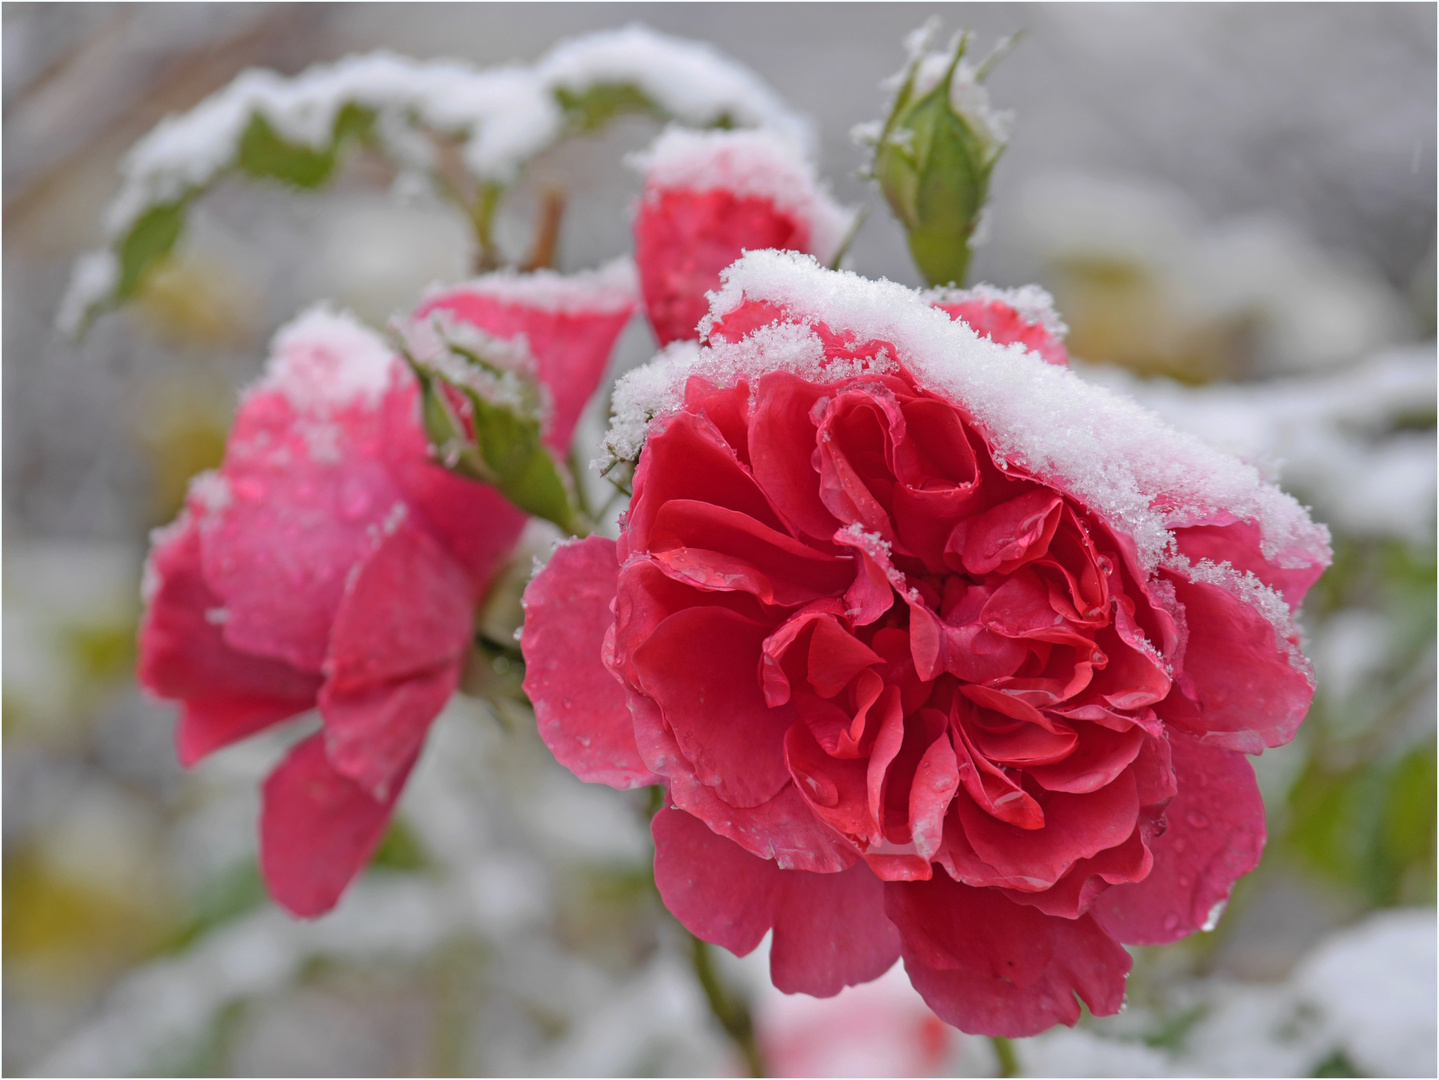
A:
522;251;1329;1036
140;265;635;917
633;128;855;345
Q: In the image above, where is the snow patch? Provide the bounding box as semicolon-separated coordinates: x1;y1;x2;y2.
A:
924;281;1068;339
252;305;397;416
422;257;639;316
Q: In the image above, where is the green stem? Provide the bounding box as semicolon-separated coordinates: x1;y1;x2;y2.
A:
690;935;766;1077
992;1035;1020;1077
470;182;504;271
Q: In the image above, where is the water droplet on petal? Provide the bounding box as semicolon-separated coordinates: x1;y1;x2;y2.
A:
1202;899;1227;932
1186;811;1210;829
1163;913;1180;931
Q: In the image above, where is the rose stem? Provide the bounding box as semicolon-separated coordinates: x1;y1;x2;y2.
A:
991;1035;1021;1076
689;933;766;1077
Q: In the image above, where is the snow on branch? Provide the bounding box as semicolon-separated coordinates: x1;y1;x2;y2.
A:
58;24;810;337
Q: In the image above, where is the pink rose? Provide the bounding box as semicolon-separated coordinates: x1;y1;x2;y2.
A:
140;266;636;917
521;251;1329;1036
632;128;855;346
757;962;959;1077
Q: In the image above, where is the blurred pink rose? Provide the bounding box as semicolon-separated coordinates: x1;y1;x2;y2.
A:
140;266;635;917
632;128;854;345
521;251;1330;1036
756;963;958;1078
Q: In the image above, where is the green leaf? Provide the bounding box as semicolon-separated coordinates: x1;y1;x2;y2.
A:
554;81;664;132
235;103;374;188
115;200;190;303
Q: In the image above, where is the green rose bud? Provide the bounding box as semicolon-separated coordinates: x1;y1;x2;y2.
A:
860;24;1016;287
392;313;583;535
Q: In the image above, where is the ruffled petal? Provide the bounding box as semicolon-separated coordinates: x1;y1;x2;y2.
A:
1091;730;1265;945
886;874;1130;1037
631;690;856;873
631;606;794;807
521;537;661;789
653;801;900;996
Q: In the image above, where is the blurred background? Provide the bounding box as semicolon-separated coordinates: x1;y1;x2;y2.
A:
3;3;1435;1076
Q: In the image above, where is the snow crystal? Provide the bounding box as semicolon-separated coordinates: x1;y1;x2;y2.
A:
252;304;396;415
888;24;1012;153
925;281;1069;339
422;257;639;316
600;339;705;472
394;309;552;429
607;250;1331;646
188;471;232;518
535;24;813;154
632;127;856;264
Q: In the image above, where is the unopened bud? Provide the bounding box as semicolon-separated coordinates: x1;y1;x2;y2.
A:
861;24;1016;287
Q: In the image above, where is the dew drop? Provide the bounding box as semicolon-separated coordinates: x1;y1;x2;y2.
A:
1201;899;1228;932
1186;811;1210;829
1177;874;1192;888
1163;913;1180;931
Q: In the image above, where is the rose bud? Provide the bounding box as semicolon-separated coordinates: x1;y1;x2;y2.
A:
632;127;856;345
928;282;1070;367
139;264;635;918
859;24;1014;287
521;250;1330;1037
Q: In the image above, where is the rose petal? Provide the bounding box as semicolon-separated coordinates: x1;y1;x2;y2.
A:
956;771;1140;889
139;511;321;765
636;189;805;345
749;372;842;541
522;536;661;789
631;690;856;873
259;732;416;918
1161;574;1315;752
632;606;795;808
886;874;1130;1037
653;801;900;997
1091;730;1264;945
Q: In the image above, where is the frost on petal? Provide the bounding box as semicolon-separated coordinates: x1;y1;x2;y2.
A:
886;874;1130;1037
203;320;406;673
1090;730;1265;945
138;509;320;766
653;801;899;997
417;260;638;448
521;536;661;790
259;732;417;919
